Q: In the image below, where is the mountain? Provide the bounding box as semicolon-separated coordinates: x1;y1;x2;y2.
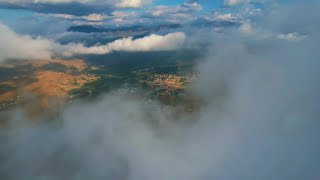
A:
67;24;182;34
67;25;107;33
191;19;240;29
67;21;238;35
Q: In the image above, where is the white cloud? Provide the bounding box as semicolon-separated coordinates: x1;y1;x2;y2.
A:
46;11;142;26
115;0;151;8
277;32;307;42
82;13;107;21
33;0;93;2
49;13;107;21
215;1;263;23
0;0;96;4
0;0;113;16
0;0;150;9
0;22;54;62
224;0;272;6
183;2;202;11
50;13;75;19
210;12;236;21
65;32;186;55
239;22;254;35
224;0;250;6
147;2;202;23
112;11;135;17
151;2;202;17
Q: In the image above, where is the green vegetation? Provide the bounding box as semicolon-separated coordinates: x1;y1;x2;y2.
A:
41;63;68;72
70;50;201;106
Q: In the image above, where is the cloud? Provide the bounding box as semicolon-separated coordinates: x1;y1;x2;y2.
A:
0;0;150;16
0;22;186;62
224;0;250;6
115;0;151;8
108;11;142;26
82;13;106;21
0;1;114;16
201;0;264;28
238;21;254;35
48;13;107;22
2;23;320;179
224;0;269;6
188;33;320;179
65;32;186;55
0;0;89;3
277;32;307;42
209;12;237;21
150;2;202;17
42;11;141;27
0;22;54;62
145;2;203;24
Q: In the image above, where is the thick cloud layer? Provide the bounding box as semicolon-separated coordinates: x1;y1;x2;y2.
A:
1;32;319;179
0;0;150;16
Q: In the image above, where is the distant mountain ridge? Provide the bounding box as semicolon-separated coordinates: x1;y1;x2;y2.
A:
67;24;182;33
67;20;240;35
190;19;240;28
62;21;239;46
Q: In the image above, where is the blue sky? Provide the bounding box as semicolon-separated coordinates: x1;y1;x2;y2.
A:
153;0;222;11
0;0;222;25
0;9;34;26
0;0;273;35
0;0;299;28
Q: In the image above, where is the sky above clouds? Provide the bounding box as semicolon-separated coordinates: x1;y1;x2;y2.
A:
0;0;224;31
0;0;291;30
0;0;302;60
0;0;303;58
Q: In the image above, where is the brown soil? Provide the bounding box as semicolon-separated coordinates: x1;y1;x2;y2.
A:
0;59;98;115
26;71;97;98
153;74;185;90
0;91;18;102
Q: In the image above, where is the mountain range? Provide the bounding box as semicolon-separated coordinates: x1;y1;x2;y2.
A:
67;20;239;34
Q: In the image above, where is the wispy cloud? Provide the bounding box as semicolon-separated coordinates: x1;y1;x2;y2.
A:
115;0;151;8
224;0;250;6
145;2;203;24
0;22;54;62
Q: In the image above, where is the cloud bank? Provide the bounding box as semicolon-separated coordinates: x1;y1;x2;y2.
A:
65;32;186;55
0;1;113;16
0;23;186;62
0;0;150;16
1;29;320;179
